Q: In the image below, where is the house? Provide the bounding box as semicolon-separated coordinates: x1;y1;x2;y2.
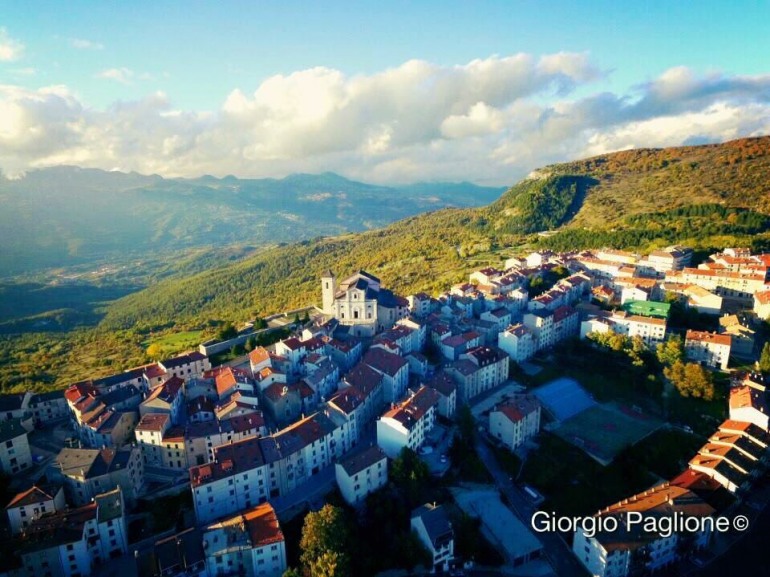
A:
321;270;409;337
0;418;32;475
135;413;171;467
480;307;512;333
489;395;541;451
52;446;144;506
139;375;186;424
5;485;66;536
134;528;206;577
573;483;714;577
341;363;385;425
81;409;138;449
522;310;555;350
718;314;756;359
335;445;388;506
202;503;287;577
685;330;731;370
728;386;768;430
262;383;302;428
28;390;69;426
439;331;482;361
680;284;723;315
405;351;429;378
447;346;509;402
498;324;536;363
754;290;770;320
157;351;211;382
411;503;455;573
328;388;367;434
408;292;433;317
363;348;409;403
323;337;363;372
377;386;440;458
14;488;128;577
674;267;766;305
425;371;457;420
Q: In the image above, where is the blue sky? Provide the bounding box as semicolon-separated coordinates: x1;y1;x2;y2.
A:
1;1;769;183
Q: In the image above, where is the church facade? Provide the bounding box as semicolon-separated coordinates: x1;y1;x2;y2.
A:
321;270;409;337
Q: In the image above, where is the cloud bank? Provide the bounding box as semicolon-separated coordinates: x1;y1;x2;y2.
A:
1;53;769;183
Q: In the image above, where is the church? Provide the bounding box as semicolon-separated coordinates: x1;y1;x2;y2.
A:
321;270;409;337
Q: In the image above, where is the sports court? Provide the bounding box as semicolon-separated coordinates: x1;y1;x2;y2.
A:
532;377;596;421
554;402;662;465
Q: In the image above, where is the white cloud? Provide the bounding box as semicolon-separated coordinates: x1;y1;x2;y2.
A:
0;57;769;184
71;38;104;50
96;67;134;84
0;28;24;61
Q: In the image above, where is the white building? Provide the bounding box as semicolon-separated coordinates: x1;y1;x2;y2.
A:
754;290;770;320
53;447;144;506
411;503;455;573
728;386;768;430
0;418;32;475
498;324;536;363
363;348;409;403
5;485;66;536
573;483;713;577
335;445;388;506
489;396;541;451
202;503;287;577
15;488;128;577
685;330;731;370
377;386;440;458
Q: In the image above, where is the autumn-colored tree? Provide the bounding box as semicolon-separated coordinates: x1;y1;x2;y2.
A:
146;343;163;361
299;504;351;577
664;361;714;400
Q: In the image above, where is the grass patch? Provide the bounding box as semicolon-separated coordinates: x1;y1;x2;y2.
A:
143;330;203;355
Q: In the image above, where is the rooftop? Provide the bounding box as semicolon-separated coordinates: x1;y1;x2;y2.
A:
338;445;387;477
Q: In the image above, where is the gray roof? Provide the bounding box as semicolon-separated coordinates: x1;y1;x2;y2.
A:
412;503;453;548
339;445;387;477
0;419;27;444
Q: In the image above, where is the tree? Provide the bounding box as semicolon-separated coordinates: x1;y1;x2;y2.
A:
282;569;302;577
299;504;351;577
656;335;684;367
302;310;310;323
665;361;715;400
217;323;238;341
146;343;163;361
390;448;431;507
760;342;770;374
245;336;257;352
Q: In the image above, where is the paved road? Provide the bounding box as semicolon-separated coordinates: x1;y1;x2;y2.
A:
473;436;589;577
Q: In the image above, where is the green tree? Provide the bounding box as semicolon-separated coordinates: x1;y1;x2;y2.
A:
390;448;431;507
656;335;684;367
217;323;238;341
302;310;310;323
282;569;302;577
245;336;257;352
759;342;770;374
299;504;351;577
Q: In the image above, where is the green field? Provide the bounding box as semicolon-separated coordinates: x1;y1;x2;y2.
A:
554;402;662;465
143;330;203;356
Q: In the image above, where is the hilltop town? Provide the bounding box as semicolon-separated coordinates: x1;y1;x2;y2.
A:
1;243;770;577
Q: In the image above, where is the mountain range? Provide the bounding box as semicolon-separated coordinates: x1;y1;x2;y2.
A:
0;167;505;276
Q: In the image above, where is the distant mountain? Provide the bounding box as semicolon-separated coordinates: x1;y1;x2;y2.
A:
0;167;505;275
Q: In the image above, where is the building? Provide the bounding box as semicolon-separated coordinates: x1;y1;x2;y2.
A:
447;346;510;402
377;386;440;458
28;390;69;426
754;290;770;320
728;386;768;430
335;445;388;506
498;324;536;363
425;371;457;420
573;483;714;577
321;270;409;337
489;396;541;451
362;347;409;403
52;446;144;505
14;488;128;577
718;314;755;359
134;528;206;577
5;485;66;536
0;418;32;475
202;503;287;577
411;503;455;573
685;330;732;370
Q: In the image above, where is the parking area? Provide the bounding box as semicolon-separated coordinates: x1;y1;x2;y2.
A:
420;423;454;476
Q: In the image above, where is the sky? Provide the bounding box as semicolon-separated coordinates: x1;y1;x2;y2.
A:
1;1;770;185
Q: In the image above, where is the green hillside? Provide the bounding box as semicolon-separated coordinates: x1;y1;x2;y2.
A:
4;136;770;390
